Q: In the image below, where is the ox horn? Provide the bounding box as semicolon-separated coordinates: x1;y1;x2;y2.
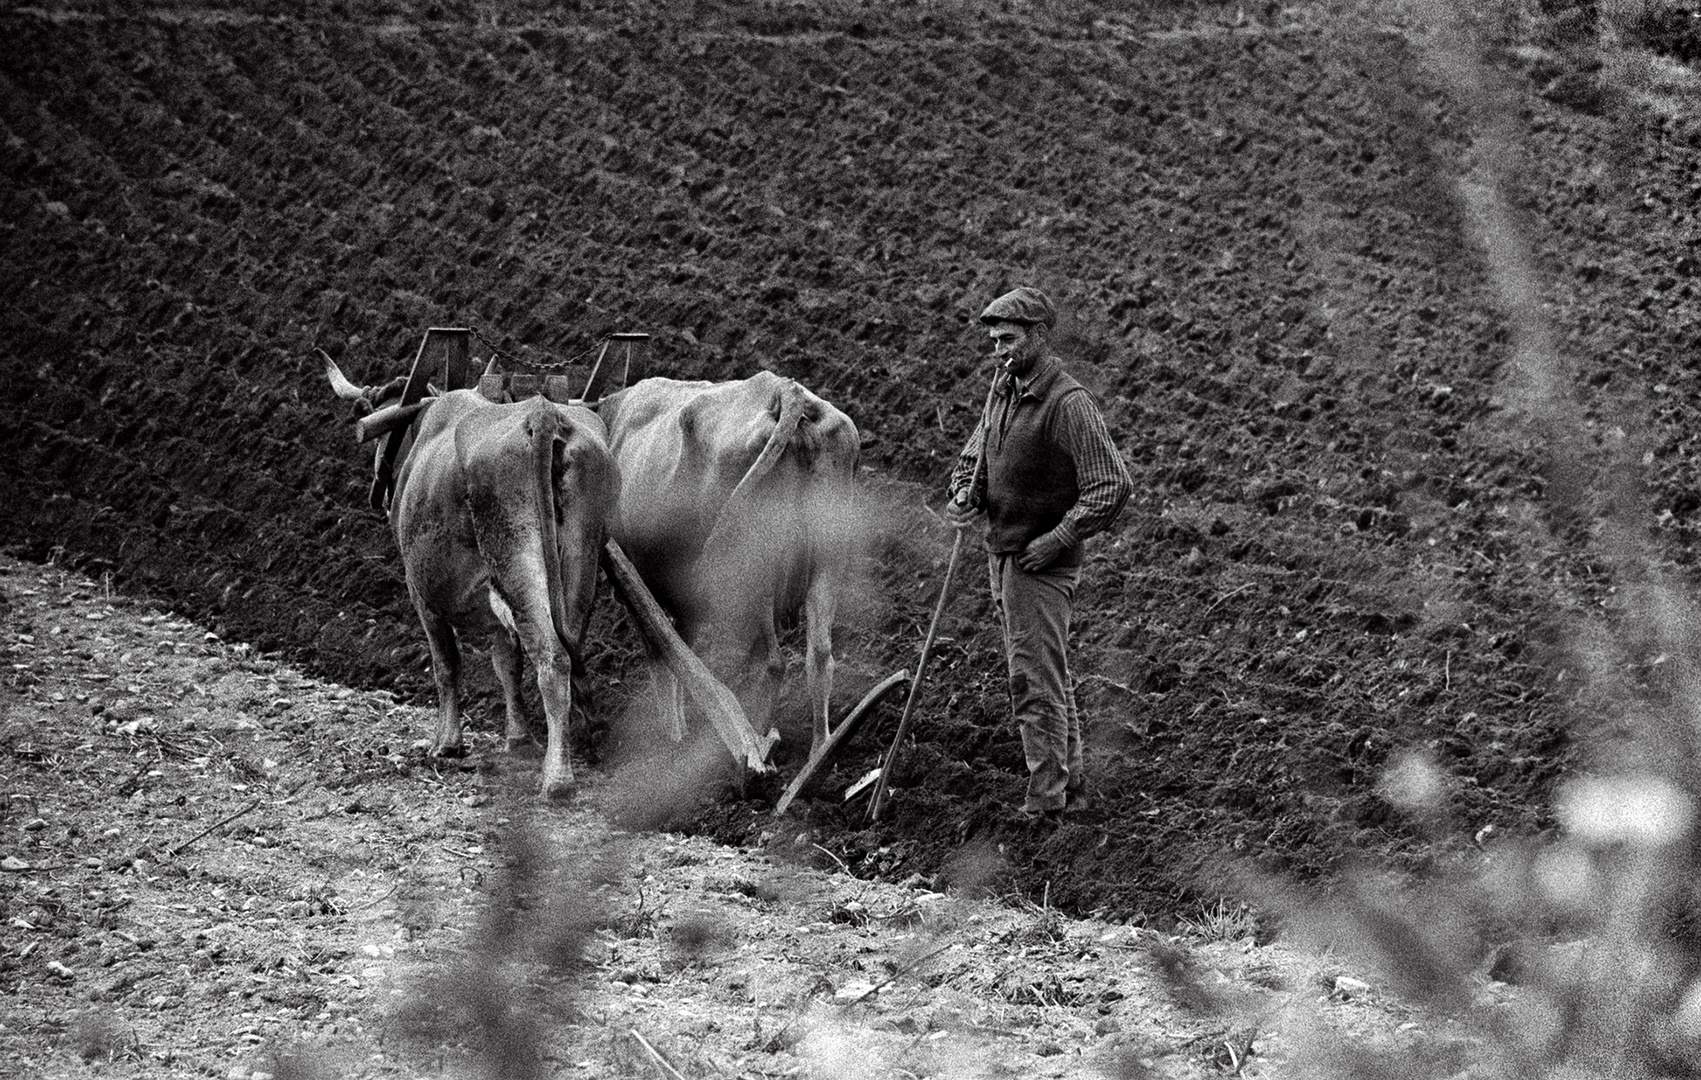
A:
320;348;369;402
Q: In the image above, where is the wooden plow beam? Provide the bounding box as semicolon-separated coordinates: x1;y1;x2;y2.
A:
601;539;777;774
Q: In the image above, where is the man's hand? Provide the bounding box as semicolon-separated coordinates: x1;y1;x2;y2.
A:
1018;530;1070;572
943;492;983;530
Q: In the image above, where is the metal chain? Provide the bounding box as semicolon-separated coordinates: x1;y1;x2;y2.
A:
469;325;598;375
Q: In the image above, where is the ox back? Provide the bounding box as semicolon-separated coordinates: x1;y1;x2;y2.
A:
596;372;860;752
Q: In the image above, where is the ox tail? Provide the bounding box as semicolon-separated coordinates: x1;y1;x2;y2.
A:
528;404;577;658
699;379;807;564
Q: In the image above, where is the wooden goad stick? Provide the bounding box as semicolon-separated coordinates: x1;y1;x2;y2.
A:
866;372;1001;823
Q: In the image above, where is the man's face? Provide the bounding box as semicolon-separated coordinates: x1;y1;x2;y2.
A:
988;320;1045;374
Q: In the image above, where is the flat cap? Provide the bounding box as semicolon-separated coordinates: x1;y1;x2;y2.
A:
979;286;1056;329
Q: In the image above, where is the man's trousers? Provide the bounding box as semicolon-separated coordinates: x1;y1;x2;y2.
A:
989;554;1085;814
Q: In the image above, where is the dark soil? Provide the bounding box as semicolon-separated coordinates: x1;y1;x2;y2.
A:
4;0;1701;929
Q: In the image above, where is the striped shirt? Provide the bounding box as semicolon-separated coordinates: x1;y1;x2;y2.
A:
949;355;1132;549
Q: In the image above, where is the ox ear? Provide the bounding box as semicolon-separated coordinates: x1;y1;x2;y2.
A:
321;349;370;404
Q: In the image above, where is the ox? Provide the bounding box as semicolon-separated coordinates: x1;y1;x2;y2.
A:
325;357;615;798
595;371;859;754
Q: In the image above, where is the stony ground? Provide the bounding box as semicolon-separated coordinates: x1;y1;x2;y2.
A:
1;552;1510;1078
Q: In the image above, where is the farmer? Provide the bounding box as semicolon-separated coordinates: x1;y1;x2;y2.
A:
944;286;1132;825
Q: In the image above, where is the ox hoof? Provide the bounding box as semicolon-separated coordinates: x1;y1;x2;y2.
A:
540;776;576;801
429;742;468;760
504;737;543;760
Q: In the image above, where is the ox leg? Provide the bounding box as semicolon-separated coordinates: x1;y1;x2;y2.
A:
492;585;575;797
521;633;577;799
744;604;784;733
533;650;577;799
805;574;839;754
512;615;576;798
488;622;538;754
701;603;781;735
569;605;597;730
419;610;468;759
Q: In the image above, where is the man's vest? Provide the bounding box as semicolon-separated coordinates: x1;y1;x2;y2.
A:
983;357;1088;565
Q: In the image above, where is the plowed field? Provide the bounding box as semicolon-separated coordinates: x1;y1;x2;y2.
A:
7;5;1701;1073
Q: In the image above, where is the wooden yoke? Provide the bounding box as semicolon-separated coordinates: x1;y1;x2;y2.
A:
471;331;647;406
581;332;650;404
369;328;472;510
434;326;478;391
